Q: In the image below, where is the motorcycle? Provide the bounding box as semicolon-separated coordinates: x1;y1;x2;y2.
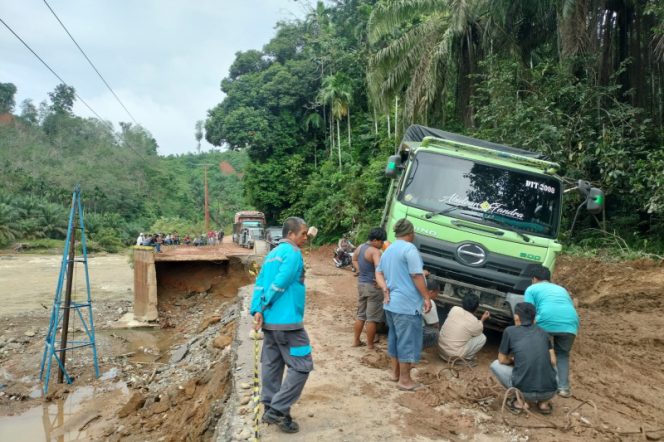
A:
333;237;356;272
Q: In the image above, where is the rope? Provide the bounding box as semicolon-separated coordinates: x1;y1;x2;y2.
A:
251;327;261;442
249;260;261;442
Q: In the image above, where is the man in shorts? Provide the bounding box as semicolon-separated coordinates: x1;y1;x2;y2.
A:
376;219;431;391
352;227;387;349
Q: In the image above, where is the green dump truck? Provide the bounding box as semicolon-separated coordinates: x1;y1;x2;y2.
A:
382;125;603;328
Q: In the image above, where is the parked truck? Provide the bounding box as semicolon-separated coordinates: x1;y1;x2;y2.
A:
233;211;266;249
382;125;604;328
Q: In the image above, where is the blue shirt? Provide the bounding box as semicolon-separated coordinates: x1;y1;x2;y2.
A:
524;281;579;335
377;239;424;316
250;241;306;330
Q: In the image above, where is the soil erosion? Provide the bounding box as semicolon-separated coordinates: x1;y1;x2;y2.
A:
0;246;662;441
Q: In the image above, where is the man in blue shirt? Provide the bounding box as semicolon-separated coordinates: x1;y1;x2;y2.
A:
376;218;431;391
524;265;579;398
251;217;312;433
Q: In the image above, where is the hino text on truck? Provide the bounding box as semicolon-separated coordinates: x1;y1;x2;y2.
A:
382;125;604;328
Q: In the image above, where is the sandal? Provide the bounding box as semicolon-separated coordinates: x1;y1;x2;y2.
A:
397;382;424;392
506;397;525;415
535;401;553;415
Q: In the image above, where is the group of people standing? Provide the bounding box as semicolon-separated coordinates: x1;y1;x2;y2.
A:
136;230;225;252
249;216;579;434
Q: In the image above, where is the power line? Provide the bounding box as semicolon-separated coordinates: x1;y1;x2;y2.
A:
0;15;149;162
42;0;140;126
0;15;107;123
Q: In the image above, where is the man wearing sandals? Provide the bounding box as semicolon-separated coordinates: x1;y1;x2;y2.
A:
376;218;432;392
490;302;558;414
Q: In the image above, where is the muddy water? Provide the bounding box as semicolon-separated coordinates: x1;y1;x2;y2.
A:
0;382;128;441
0;254;133;315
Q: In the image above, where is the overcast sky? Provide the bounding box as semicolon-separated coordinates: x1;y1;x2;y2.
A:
0;0;305;155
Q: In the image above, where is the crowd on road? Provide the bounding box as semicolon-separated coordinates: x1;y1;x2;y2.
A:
135;230;225;252
249;216;580;434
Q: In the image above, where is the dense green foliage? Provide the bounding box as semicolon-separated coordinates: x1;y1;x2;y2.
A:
2;1;663;254
0;85;248;250
205;0;664;251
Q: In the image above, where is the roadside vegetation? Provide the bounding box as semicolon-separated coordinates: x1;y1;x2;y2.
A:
204;0;664;253
0;82;248;251
2;0;664;256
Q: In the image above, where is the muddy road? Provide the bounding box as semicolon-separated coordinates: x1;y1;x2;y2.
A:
0;247;663;441
258;247;664;441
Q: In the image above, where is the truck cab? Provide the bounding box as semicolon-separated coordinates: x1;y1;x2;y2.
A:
382;125;602;328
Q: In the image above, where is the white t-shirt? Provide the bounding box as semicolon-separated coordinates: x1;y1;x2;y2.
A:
422;300;439;325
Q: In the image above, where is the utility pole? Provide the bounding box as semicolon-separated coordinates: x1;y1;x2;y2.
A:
197;163;214;233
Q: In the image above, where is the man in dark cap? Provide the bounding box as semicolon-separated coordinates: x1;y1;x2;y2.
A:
490;302;558;414
376;218;431;391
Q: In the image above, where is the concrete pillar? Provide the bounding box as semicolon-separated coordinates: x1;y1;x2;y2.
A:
133;248;158;321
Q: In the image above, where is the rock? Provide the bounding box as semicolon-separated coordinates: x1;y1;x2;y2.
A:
237;428;251;440
240;395;251;405
170;344;189;364
308;412;314;417
239;382;251;390
150;395;170;414
197;315;221;333
117;392;146;418
24;330;35;338
212;334;232;349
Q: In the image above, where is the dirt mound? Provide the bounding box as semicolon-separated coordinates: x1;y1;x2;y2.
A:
554;255;664;308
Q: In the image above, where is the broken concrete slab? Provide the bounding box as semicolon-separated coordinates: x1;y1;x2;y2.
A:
169;344;189;364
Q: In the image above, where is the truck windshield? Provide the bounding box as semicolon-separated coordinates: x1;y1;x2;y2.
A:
400;151;562;237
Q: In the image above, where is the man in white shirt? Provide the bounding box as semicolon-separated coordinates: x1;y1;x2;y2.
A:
438;293;490;362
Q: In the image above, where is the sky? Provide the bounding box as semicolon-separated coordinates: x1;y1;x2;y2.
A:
0;0;306;155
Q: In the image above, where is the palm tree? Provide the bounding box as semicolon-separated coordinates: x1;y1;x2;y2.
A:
318;73;352;168
368;0;488;127
0;204;21;245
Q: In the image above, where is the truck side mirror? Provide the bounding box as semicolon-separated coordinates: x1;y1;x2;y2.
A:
385;155;401;179
586;188;604;215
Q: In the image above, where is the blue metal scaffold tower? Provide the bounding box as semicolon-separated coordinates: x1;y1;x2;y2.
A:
40;185;99;394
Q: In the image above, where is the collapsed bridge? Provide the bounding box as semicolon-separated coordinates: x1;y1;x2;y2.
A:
132;244;259;321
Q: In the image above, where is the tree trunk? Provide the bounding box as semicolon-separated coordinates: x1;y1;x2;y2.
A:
347;110;351;150
386;111;391;138
336;119;342;169
394;96;398;149
330;110;334;158
373;106;378;134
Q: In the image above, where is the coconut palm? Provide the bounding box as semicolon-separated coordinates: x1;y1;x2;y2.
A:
318;73;352;168
368;0;489;127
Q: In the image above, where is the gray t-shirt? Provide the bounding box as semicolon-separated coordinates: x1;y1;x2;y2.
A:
499;325;557;393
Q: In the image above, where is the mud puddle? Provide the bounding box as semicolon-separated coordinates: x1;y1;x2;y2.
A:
0;381;127;441
97;327;180;364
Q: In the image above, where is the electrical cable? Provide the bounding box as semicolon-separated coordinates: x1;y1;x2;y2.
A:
0;16;107;123
42;0;140;126
0;14;150;162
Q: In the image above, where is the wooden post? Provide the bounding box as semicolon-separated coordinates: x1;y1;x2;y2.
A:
58;218;76;383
